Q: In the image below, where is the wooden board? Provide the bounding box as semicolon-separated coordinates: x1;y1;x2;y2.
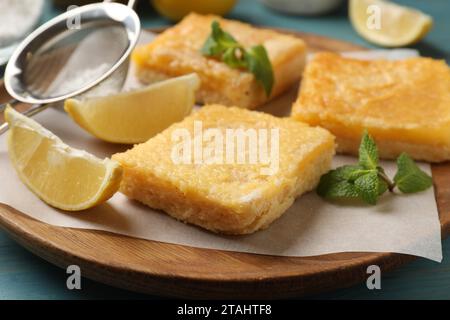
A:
0;28;449;299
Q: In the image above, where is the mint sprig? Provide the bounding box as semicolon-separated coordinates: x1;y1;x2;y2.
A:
201;21;274;97
317;130;433;205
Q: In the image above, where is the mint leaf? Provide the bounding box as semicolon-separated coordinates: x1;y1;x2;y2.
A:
316;128;430;205
317;166;387;203
201;21;274;96
201;21;238;56
331;165;359;178
222;47;247;68
211;20;237;46
201;36;222;56
326;165;365;181
321;181;360;199
354;172;379;205
345;166;373;181
245;45;274;97
377;178;389;195
394;153;433;193
359;130;378;170
317;169;359;199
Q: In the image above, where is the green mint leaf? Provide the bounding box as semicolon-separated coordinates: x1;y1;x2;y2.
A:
316;169;359;199
222;47;247;69
325;165;363;181
377;178;389;195
201;35;221;56
320;181;360;199
354;172;380;205
345;166;374;181
317;166;387;202
201;21;238;57
330;164;372;180
201;21;274;96
211;20;237;46
358;130;379;170
317;131;429;205
245;45;274;97
394;153;433;193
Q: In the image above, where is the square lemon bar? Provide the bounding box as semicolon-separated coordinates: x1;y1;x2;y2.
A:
113;105;335;235
132;13;306;109
291;52;450;162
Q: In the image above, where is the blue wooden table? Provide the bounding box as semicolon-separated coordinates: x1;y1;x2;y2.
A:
1;0;449;299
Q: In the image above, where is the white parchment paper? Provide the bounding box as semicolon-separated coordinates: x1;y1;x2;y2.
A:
0;32;442;262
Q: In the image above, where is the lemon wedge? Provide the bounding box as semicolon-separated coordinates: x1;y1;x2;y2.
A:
349;0;433;47
4;106;122;211
64;73;200;144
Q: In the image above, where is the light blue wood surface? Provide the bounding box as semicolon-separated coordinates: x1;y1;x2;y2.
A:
1;0;449;299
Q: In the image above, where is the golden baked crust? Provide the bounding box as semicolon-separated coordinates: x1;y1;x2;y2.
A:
132;13;306;109
113;105;335;234
291;52;450;162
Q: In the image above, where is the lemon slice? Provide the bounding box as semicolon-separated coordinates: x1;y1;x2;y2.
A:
65;73;200;144
349;0;433;47
4;106;122;211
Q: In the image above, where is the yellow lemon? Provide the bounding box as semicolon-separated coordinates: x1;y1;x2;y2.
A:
349;0;433;47
65;73;200;144
5;106;122;211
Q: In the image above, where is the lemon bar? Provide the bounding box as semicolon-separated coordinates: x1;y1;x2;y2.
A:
291;52;450;162
132;13;307;109
113;105;335;235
